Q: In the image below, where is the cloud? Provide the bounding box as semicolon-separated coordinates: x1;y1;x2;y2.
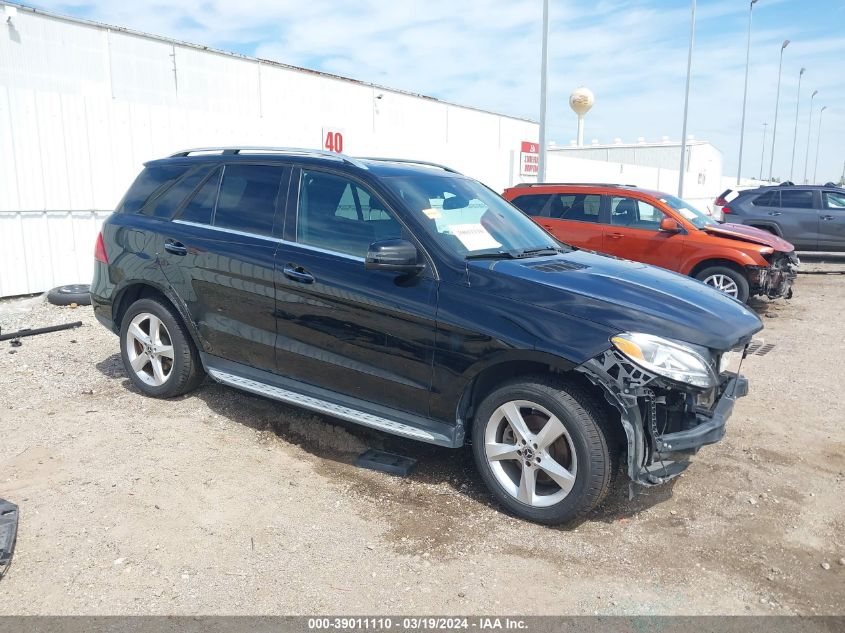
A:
25;0;845;182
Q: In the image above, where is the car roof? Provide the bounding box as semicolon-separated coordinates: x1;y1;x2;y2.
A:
505;182;674;200
145;148;463;180
740;184;845;194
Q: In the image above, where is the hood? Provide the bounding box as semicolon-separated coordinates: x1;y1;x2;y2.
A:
703;223;794;252
468;250;763;351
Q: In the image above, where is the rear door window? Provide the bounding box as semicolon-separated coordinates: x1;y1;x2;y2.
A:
780;190;814;209
752;191;779;206
213;164;285;237
552;194;602;222
510;194;552;217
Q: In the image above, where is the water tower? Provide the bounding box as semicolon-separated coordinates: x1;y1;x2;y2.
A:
569;87;594;147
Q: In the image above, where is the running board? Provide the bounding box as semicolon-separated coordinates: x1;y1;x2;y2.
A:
206;367;459;447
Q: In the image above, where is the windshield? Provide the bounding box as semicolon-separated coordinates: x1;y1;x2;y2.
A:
382;173;564;258
659;195;718;229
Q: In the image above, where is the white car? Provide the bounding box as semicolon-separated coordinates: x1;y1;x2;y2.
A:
713;186;756;221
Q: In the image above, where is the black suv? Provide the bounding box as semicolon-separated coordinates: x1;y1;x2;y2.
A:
92;147;762;524
724;184;845;251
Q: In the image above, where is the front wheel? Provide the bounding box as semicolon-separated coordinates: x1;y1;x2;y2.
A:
695;266;750;303
471;377;618;525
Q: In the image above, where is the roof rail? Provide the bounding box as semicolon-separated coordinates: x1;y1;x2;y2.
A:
358;157;462;174
514;182;639;188
167;146;369;169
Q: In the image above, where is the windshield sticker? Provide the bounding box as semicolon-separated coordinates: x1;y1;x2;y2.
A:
677;208;698;220
422;208;442;219
448;223;502;251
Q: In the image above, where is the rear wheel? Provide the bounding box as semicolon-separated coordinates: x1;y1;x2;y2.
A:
119;298;204;398
471;376;617;525
695;266;750;303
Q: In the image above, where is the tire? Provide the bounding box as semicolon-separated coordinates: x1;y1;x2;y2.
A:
695;266;750;303
46;284;91;306
119;297;204;398
471;376;619;525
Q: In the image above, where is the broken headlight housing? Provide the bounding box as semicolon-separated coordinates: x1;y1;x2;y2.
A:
611;332;717;389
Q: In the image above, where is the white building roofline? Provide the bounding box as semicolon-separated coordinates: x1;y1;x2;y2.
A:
551;140;712;150
1;1;537;125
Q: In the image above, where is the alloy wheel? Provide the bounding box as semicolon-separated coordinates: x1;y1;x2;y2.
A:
702;273;739;297
483;400;578;507
124;312;175;386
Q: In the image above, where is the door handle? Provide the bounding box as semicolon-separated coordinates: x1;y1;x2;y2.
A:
821;215;835;221
164;239;188;256
607;232;624;240
283;265;315;284
768;211;782;216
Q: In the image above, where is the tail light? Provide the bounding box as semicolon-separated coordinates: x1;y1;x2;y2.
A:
94;231;109;264
721;206;733;215
714;197;728;207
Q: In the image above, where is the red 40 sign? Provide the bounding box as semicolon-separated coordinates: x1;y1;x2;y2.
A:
322;128;344;153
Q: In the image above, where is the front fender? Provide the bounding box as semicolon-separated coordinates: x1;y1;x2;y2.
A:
681;247;769;275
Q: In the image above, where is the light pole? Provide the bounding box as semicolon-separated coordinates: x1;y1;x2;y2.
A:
812;106;827;184
789;67;805;181
678;0;696;198
737;0;759;185
768;39;790;182
803;90;818;183
537;0;549;182
759;122;768;180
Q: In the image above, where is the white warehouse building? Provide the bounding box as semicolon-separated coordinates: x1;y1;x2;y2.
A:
550;138;723;188
0;3;745;299
0;3;539;297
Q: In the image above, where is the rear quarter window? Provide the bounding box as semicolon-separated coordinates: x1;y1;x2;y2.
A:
510;194;551;217
117;164;189;214
140;165;214;219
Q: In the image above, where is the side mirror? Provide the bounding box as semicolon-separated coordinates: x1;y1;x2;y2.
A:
365;239;424;274
660;217;683;233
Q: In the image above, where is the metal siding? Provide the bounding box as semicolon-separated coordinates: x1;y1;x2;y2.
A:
0;210;110;297
0;86;21;210
0;6;539;297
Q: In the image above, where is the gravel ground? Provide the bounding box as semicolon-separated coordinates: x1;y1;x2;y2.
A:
0;256;843;615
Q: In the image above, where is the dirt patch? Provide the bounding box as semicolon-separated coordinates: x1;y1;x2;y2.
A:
0;270;843;615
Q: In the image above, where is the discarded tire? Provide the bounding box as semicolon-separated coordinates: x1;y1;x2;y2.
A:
46;284;91;306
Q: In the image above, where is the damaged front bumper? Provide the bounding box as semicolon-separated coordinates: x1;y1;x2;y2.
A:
577;349;749;486
749;251;799;299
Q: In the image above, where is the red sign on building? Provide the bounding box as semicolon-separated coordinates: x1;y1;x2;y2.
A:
520;141;539;177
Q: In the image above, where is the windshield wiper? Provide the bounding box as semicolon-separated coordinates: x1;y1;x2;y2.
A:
516;246;559;257
464;245;562;261
464;251;518;260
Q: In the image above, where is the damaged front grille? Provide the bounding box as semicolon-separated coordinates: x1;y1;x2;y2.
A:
578;348;741;487
752;251;799;299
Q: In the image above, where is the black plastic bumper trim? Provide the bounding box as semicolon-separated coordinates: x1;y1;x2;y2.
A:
655;375;748;453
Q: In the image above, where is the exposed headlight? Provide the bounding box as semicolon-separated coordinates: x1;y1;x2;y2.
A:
611;332;717;388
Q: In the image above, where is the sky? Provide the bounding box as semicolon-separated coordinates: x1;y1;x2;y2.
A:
25;0;845;184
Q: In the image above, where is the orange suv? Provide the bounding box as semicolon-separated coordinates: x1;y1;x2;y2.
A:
503;183;798;303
